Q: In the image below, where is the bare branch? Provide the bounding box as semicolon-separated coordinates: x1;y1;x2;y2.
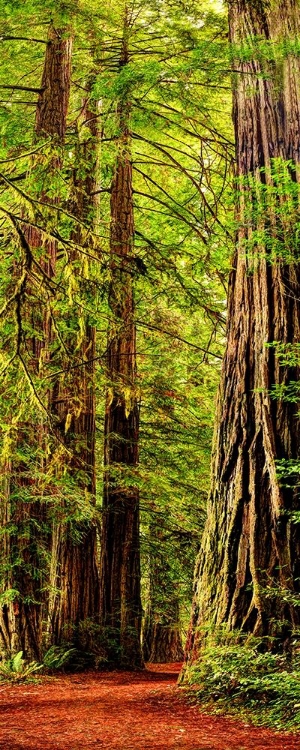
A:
135;319;223;359
0;84;44;93
0;35;47;44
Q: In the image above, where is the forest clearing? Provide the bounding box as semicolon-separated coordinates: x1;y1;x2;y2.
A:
1;0;300;746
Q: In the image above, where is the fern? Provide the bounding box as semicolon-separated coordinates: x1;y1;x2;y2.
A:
0;651;43;683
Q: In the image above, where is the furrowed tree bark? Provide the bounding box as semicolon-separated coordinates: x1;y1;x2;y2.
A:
184;0;300;667
99;15;143;669
0;26;72;660
48;94;100;648
142;528;183;663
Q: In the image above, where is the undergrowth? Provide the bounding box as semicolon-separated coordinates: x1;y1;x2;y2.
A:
0;645;78;683
182;628;300;732
0;651;43;683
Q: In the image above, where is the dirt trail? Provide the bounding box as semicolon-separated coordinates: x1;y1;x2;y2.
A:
0;663;299;750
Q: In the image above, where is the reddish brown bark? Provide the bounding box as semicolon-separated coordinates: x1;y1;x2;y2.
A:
48;95;100;647
142;529;183;664
184;0;300;667
99;21;143;669
143;605;184;664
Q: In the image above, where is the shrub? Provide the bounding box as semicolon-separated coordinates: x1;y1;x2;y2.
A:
183;628;300;730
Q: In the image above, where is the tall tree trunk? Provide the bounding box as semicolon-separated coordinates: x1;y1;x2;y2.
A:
0;26;72;660
184;0;300;666
142;528;183;663
48;94;100;648
99;16;143;669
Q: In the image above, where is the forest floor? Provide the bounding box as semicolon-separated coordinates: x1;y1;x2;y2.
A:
0;663;300;750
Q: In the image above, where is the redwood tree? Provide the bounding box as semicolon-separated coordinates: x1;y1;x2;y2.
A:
142;526;183;663
185;0;300;665
99;11;143;668
48;93;100;648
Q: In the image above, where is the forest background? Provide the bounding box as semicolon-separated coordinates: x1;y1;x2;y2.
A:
0;0;300;733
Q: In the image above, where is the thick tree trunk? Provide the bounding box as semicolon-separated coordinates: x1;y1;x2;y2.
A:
48;320;99;646
143;614;183;664
48;95;100;647
99;22;143;669
184;0;300;666
142;528;183;663
0;27;72;660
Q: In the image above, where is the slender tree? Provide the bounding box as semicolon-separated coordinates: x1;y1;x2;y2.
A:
184;0;300;667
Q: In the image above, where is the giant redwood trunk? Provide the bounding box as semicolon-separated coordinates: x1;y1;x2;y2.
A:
48;95;100;647
99;23;143;669
0;27;72;659
142;529;183;663
184;0;300;665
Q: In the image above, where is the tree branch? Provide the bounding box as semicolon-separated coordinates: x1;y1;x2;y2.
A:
135;318;223;359
0;85;44;93
0;36;48;44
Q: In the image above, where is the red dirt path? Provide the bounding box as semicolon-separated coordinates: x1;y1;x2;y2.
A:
0;663;300;750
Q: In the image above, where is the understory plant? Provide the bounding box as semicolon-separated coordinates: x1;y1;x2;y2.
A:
42;646;78;671
183;627;300;731
44;620;123;671
0;651;43;684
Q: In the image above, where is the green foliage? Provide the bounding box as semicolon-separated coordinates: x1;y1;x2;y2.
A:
42;645;77;671
0;651;42;683
231;36;300;67
138;301;221;629
184;629;300;731
237;160;300;269
0;588;19;605
48;620;127;670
